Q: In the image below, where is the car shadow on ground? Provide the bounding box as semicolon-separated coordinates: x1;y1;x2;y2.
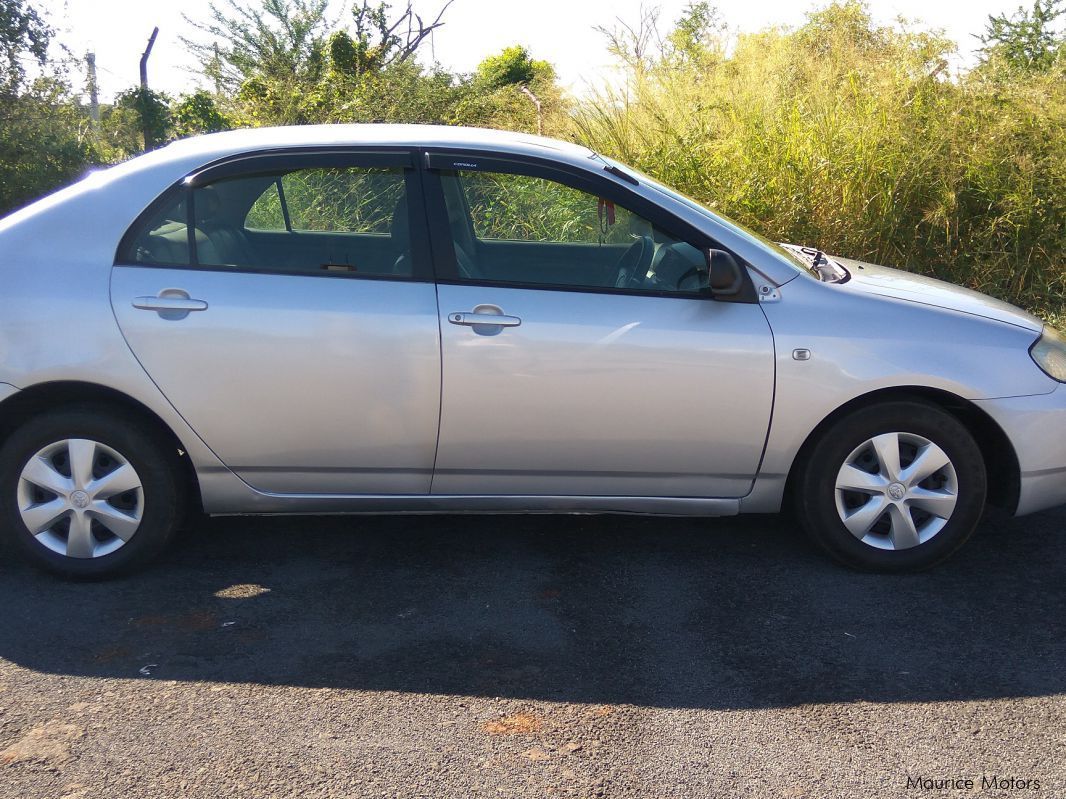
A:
0;507;1063;710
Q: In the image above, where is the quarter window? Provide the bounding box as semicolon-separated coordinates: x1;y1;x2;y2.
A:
245;180;286;231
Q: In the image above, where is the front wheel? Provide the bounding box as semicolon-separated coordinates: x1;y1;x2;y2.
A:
0;406;184;579
796;401;987;572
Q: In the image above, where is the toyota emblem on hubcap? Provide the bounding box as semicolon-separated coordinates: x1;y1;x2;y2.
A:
888;482;906;501
71;490;90;509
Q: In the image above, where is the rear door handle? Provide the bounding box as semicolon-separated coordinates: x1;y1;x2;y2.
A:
132;289;208;320
133;296;208;312
448;312;521;328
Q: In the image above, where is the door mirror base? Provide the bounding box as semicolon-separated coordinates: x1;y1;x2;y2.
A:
707;249;744;296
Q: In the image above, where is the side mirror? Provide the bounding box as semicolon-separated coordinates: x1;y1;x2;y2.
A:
706;249;744;296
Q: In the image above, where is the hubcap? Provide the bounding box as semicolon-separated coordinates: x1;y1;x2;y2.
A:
833;432;959;551
16;439;144;559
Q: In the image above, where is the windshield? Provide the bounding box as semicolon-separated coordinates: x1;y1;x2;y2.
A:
596;155;812;275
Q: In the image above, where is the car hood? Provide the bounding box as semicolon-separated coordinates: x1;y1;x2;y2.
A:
831;256;1043;334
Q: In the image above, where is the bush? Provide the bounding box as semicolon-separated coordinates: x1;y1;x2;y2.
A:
573;1;1066;318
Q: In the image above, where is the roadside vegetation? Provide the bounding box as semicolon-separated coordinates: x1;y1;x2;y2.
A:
1;0;1063;320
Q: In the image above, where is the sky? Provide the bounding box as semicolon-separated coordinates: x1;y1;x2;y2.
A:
41;0;1028;102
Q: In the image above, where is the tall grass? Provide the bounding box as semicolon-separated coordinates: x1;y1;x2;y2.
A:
572;3;1066;319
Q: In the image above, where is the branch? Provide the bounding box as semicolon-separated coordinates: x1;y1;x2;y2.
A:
387;0;454;63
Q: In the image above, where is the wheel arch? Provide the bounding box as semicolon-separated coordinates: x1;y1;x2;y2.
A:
0;381;204;513
784;386;1020;513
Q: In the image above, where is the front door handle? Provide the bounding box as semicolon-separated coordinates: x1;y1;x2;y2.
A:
448;311;521;328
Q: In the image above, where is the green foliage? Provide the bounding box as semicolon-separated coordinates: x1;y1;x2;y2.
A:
309;59;461;124
573;0;1066;317
243;167;405;232
245;180;286;229
0;0;50;94
113;87;172;150
283;167;402;232
325;5;407;78
454;45;566;135
177;2;564;132
980;0;1065;73
184;0;453;125
183;0;330;93
475;45;554;89
327;30;360;76
94;101;144;160
0;3;98;215
0;78;97;214
667;2;723;64
345;2;398;74
461;171;637;243
171;90;232;137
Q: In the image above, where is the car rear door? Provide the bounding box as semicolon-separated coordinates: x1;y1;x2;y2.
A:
424;153;775;498
111;150;442;495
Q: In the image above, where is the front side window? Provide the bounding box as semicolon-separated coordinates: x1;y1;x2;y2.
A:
122;165;414;278
439;169;710;294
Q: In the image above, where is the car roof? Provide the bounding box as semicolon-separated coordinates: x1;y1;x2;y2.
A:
157;124;597;167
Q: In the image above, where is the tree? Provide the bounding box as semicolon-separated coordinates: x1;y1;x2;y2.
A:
1;0;50;96
0;1;100;215
474;45;554;90
113;87;171;152
980;0;1065;72
171;90;232;137
593;2;724;73
184;0;453;89
667;1;723;63
183;0;455;125
454;46;565;135
594;5;664;72
183;0;332;93
342;0;455;75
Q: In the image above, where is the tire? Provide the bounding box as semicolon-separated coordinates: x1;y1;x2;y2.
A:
795;401;986;572
0;405;184;579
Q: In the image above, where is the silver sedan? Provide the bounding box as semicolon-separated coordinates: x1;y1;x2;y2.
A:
1;124;1064;578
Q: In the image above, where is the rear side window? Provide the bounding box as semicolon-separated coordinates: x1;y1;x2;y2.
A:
280;168;402;233
119;165;415;278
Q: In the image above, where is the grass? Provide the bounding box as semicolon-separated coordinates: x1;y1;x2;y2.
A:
569;2;1066;324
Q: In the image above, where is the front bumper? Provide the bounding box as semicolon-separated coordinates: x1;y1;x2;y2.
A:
974;385;1066;516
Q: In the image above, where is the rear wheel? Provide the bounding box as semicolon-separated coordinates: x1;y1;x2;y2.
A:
0;407;184;579
796;401;986;572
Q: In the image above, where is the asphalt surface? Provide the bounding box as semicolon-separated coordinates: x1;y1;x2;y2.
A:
0;506;1064;798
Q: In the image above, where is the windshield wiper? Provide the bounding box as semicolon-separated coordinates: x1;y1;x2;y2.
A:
800;246;846;282
801;246;827;268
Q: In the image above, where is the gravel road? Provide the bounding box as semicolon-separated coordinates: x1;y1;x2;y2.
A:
1;507;1064;798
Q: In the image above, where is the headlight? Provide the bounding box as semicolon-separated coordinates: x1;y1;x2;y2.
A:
1030;326;1066;382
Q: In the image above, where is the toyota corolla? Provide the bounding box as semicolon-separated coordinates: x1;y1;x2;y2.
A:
1;124;1064;578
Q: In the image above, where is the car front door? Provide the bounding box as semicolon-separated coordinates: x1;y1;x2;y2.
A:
111;150;441;495
425;154;775;498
